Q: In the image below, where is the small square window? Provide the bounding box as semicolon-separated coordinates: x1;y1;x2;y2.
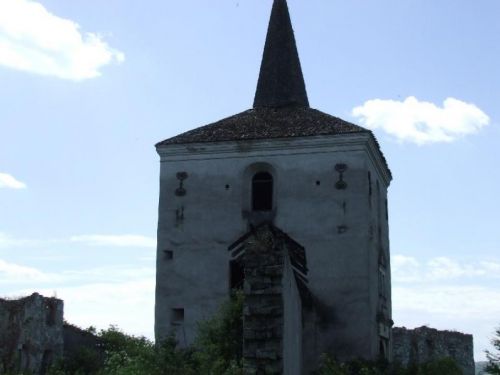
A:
164;250;174;260
171;308;184;325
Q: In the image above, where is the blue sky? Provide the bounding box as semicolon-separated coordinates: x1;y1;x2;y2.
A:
0;0;499;361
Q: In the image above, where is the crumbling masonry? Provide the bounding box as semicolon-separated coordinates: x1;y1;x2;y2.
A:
0;293;63;375
393;326;475;375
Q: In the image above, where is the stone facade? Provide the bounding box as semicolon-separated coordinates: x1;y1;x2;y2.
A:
238;225;305;375
393;326;475;375
154;0;392;371
0;293;63;375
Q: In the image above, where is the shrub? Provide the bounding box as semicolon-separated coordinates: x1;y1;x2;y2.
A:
317;356;463;375
48;292;244;375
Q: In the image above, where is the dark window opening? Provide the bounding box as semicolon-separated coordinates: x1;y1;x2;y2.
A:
46;303;56;326
379;340;387;359
164;250;174;260
368;172;372;196
252;172;273;211
171;308;184;325
230;260;245;290
225;184;230;190
316;180;321;186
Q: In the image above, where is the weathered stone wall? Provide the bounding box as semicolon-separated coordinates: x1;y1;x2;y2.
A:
0;293;63;375
393;326;474;375
155;132;392;363
242;225;305;375
243;227;285;375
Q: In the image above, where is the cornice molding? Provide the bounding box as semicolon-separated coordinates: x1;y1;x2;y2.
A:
157;133;392;186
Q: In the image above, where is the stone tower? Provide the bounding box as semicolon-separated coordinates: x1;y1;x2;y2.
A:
155;0;392;371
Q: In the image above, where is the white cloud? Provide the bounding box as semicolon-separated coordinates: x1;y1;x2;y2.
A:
0;0;124;80
392;254;500;283
391;254;500;360
0;172;26;189
352;96;489;145
70;234;156;248
0;258;54;283
43;279;155;338
0;233;156;249
3;262;155;339
0;232;38;248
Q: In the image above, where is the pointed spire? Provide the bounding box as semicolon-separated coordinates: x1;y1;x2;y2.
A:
253;0;309;109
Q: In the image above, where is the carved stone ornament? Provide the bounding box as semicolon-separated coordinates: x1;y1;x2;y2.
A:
335;163;348;190
175;172;188;196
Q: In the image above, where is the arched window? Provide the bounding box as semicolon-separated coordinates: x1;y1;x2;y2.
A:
252;172;273;211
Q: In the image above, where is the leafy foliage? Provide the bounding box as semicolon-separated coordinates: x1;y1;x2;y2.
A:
48;292;244;375
192;291;244;375
486;326;500;374
316;356;463;375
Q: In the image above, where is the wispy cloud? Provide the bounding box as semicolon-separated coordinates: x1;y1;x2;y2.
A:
2;260;155;338
0;0;124;81
392;253;500;360
70;234;156;248
0;233;156;249
0;258;54;283
392;254;500;283
0;172;26;189
0;233;37;248
352;97;489;145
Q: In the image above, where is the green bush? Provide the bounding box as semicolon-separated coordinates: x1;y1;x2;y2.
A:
317;356;463;375
50;292;465;375
192;291;244;375
49;292;244;375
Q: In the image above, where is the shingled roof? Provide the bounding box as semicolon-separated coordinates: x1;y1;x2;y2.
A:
156;0;368;147
156;107;367;146
253;0;309;108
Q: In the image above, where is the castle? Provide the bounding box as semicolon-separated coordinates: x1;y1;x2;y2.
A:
154;1;392;372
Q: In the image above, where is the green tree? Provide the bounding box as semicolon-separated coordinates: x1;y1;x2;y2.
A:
48;293;244;375
486;326;500;374
192;291;244;375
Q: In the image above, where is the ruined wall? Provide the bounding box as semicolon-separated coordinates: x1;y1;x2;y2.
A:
243;227;285;375
393;326;474;375
241;225;305;375
0;293;63;375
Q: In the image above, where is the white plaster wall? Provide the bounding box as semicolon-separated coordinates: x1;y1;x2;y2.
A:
283;252;302;375
154;133;391;363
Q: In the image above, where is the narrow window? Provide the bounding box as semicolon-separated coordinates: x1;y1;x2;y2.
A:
252;172;273;211
368;172;372;196
379;340;387;359
230;260;245;290
46;302;56;326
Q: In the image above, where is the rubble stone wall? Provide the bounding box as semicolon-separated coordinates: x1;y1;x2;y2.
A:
242;225;305;375
393;326;474;375
0;293;63;375
243;227;285;375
